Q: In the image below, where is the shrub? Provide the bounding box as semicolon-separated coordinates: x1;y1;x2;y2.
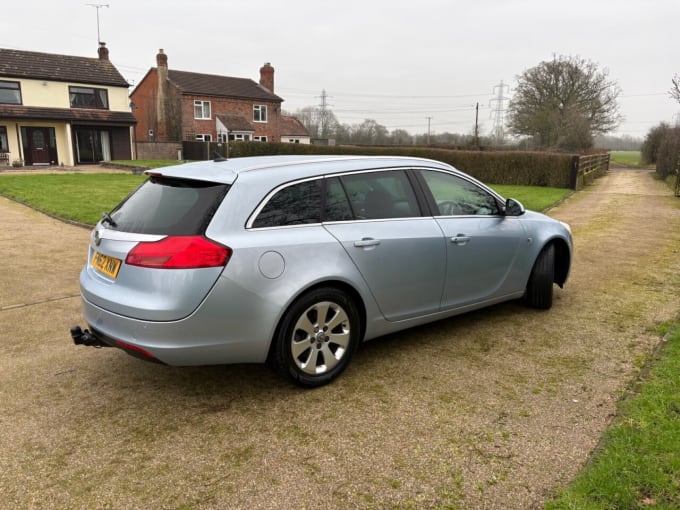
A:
641;122;672;165
655;126;680;179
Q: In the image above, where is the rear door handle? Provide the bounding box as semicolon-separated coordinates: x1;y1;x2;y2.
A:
354;238;381;248
450;234;471;245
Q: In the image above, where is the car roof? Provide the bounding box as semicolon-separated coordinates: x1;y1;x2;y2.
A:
146;155;454;185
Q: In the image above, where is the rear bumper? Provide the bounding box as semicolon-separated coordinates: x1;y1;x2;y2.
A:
79;287;279;366
70;324;164;363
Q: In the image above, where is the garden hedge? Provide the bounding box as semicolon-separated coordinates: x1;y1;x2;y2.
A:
186;141;577;188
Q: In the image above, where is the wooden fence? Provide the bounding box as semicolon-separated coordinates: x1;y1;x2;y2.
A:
571;153;610;190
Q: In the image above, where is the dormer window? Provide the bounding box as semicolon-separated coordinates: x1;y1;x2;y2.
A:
0;81;22;105
69;86;109;109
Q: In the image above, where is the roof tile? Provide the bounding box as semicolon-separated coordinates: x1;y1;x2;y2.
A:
0;105;136;124
280;116;311;136
167;69;282;102
0;48;129;87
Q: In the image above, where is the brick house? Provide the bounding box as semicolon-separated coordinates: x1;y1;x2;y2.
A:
130;50;284;144
280;115;311;144
0;43;135;166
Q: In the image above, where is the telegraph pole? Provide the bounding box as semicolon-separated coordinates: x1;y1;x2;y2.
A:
426;116;432;145
474;102;479;147
86;3;109;44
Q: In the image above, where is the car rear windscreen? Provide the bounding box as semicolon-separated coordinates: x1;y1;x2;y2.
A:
109;177;229;235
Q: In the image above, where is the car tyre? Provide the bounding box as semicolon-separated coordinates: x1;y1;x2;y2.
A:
525;244;555;310
271;287;360;387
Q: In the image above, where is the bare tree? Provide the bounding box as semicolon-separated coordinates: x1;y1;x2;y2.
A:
670;74;680;104
353;119;389;144
293;106;341;140
507;55;621;150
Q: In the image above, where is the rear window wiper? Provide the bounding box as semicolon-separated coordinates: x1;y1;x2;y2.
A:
101;211;117;228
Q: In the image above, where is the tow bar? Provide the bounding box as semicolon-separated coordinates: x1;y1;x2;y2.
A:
70;326;109;348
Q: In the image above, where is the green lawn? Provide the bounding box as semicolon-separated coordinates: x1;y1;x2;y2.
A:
546;323;680;509
0;173;145;225
0;173;572;227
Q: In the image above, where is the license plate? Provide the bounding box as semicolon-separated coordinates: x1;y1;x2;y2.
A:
92;251;122;279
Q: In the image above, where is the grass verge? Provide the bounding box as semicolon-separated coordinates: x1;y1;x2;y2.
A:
0;173;571;227
546;322;680;509
491;184;572;212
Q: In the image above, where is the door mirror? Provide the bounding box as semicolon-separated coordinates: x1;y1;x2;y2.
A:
504;198;525;216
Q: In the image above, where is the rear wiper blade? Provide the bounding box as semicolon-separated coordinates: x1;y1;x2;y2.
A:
101;211;117;228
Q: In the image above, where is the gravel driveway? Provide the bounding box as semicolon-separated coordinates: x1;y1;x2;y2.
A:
1;167;679;509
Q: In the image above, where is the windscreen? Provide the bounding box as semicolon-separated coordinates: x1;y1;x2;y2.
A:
109;177;229;235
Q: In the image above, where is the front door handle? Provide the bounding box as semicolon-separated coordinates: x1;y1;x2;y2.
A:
450;234;471;245
354;238;381;248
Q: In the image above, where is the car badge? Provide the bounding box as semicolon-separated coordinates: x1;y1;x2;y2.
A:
94;230;101;247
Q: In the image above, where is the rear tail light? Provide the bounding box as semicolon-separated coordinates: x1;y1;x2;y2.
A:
125;236;231;269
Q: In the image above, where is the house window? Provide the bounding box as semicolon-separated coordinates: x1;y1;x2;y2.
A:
0;126;8;151
253;136;268;142
194;100;211;119
253;105;267;123
69;86;109;109
0;81;22;105
228;133;251;141
217;133;227;143
195;134;212;142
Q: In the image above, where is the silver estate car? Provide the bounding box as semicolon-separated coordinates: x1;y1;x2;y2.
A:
72;155;572;387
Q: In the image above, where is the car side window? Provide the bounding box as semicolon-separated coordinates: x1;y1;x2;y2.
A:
420;170;500;216
340;170;420;220
324;177;354;222
252;179;322;228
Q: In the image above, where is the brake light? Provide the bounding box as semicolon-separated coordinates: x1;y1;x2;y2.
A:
126;236;231;269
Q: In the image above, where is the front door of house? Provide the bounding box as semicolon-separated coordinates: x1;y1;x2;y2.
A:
22;127;57;166
29;128;51;165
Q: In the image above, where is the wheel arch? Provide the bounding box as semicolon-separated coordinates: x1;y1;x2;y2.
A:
551;237;571;288
266;279;367;362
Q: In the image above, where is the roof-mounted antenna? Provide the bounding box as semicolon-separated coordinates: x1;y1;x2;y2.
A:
212;151;228;162
86;3;109;44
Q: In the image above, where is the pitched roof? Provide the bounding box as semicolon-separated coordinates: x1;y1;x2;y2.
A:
215;113;254;132
280;116;311;137
0;105;136;124
167;69;282;102
0;48;129;87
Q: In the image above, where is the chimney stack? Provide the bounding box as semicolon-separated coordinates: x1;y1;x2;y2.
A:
259;62;274;93
156;48;168;69
97;42;109;60
156;49;168;140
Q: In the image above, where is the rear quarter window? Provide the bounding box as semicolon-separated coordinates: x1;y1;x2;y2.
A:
252;179;322;228
109;177;229;235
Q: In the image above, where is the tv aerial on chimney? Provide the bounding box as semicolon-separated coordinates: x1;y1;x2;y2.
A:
86;3;109;44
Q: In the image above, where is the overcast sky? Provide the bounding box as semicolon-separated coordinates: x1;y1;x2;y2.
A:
3;0;679;139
